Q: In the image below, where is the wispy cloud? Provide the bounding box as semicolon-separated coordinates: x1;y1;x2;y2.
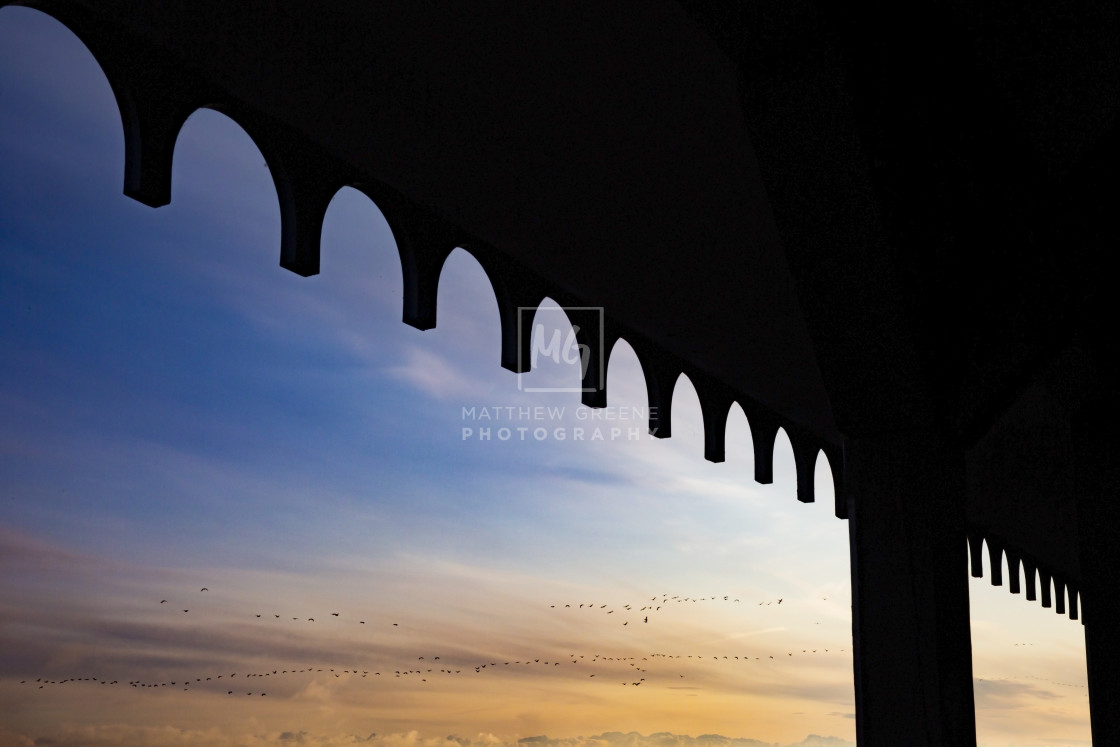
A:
0;525;108;574
386;345;489;400
974;678;1060;709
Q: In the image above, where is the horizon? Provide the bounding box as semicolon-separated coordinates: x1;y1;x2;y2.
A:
0;7;1092;746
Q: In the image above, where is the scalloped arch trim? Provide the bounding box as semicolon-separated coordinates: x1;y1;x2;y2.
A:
8;0;847;520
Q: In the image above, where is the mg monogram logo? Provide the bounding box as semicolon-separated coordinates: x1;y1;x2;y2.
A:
517;306;604;394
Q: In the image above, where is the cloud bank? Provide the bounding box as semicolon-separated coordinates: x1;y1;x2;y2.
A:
2;728;854;747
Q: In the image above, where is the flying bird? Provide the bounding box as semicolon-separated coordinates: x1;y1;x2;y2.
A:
200;588;208;592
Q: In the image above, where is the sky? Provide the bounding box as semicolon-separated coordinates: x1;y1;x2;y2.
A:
0;7;1093;747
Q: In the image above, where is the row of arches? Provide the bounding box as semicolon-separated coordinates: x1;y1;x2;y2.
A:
968;532;1082;624
3;1;846;518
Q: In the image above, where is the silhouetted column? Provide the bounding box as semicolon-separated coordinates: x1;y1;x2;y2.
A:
846;432;976;746
1074;407;1120;745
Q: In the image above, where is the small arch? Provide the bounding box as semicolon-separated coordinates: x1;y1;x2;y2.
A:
985;536;1004;587
165;107;284;260
667;372;705;458
1038;566;1053;608
814;449;838;515
319;185;404;318
771;426;796;495
435;247;504;361
723;402;753;469
605;337;649;413
1022;557;1038;601
1053;575;1067;615
520;298;586;395
0;5;127;191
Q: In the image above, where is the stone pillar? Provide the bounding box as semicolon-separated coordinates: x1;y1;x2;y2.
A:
1074;408;1120;744
846;431;976;746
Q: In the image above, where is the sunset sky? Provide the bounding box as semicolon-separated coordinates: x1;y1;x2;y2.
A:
0;7;1093;746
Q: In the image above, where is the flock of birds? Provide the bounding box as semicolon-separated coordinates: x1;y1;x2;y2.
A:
15;586;1066;697
19;649;853;695
547;594;807;626
158;587;401;626
977;674;1087;689
152;589;809;628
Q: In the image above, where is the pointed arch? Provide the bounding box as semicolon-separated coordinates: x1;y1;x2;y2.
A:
319;185;404;316
723;401;753;468
518;297;585;395
771;426;796;494
432;245;504;368
985;535;1005;587
814;448;838;513
605;337;649;414
667;371;705;458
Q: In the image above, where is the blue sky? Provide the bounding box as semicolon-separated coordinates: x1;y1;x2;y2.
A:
0;7;1092;746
